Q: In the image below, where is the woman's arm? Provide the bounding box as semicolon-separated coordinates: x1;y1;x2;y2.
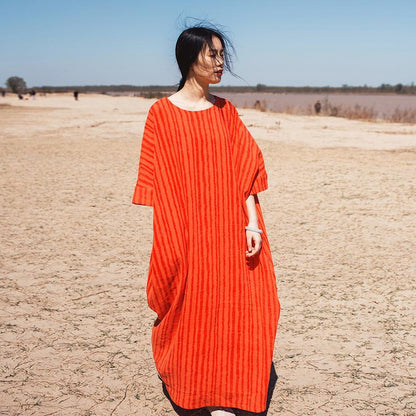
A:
245;194;262;257
245;194;258;227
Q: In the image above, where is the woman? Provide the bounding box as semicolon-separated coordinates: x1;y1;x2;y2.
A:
132;24;280;416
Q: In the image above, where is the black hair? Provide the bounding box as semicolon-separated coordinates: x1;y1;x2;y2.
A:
175;22;239;91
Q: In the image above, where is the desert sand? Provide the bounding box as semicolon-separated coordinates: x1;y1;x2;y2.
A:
1;93;415;415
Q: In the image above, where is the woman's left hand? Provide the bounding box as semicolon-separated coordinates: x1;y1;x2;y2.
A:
245;230;262;257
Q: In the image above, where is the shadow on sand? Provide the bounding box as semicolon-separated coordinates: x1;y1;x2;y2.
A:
160;362;278;416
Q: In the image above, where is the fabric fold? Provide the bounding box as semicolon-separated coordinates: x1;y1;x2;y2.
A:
131;95;280;414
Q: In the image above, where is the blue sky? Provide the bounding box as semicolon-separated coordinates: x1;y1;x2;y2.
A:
1;0;415;87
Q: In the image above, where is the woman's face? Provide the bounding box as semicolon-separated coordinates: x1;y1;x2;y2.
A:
189;36;224;85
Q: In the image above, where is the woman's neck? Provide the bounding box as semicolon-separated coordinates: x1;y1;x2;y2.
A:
168;77;215;110
180;77;211;102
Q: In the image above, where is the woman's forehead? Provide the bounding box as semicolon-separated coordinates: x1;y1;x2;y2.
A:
204;38;224;52
211;36;223;48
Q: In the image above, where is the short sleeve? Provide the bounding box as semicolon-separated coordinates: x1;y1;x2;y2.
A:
228;102;268;198
250;146;268;195
132;107;156;206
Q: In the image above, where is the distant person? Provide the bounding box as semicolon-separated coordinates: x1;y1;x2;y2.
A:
30;90;36;99
73;90;79;101
1;91;5;97
18;94;24;100
314;100;322;114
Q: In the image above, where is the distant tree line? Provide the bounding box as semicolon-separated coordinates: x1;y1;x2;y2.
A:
29;85;174;97
247;83;416;94
29;83;416;95
2;76;415;95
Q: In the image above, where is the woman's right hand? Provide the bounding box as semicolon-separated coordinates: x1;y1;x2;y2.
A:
245;229;262;257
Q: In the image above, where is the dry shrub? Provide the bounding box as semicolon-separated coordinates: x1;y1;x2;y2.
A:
284;105;314;115
319;99;372;120
254;100;267;112
140;91;167;99
246;98;416;124
341;104;378;120
388;108;416;123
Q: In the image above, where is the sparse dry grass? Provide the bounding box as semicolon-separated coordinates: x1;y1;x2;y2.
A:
388;107;416;123
245;99;416;124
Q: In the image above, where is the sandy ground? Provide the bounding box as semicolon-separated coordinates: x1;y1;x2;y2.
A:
1;93;415;416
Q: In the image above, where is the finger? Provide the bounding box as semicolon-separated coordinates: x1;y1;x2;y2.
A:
246;234;253;252
247;236;262;256
253;237;262;254
246;234;255;257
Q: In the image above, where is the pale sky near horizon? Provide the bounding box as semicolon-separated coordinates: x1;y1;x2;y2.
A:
1;0;415;88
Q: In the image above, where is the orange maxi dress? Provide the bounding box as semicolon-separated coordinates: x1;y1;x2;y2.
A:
132;95;280;413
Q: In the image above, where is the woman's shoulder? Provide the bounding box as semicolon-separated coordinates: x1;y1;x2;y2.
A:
212;94;233;107
212;95;239;117
147;96;167;113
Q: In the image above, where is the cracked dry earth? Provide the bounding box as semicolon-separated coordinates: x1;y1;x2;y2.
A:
0;94;415;415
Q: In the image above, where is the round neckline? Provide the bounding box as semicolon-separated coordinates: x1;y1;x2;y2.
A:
165;95;217;112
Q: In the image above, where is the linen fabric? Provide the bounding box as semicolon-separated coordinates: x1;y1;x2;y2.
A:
132;95;280;413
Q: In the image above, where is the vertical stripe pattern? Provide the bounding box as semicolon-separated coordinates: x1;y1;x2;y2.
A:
132;96;280;413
